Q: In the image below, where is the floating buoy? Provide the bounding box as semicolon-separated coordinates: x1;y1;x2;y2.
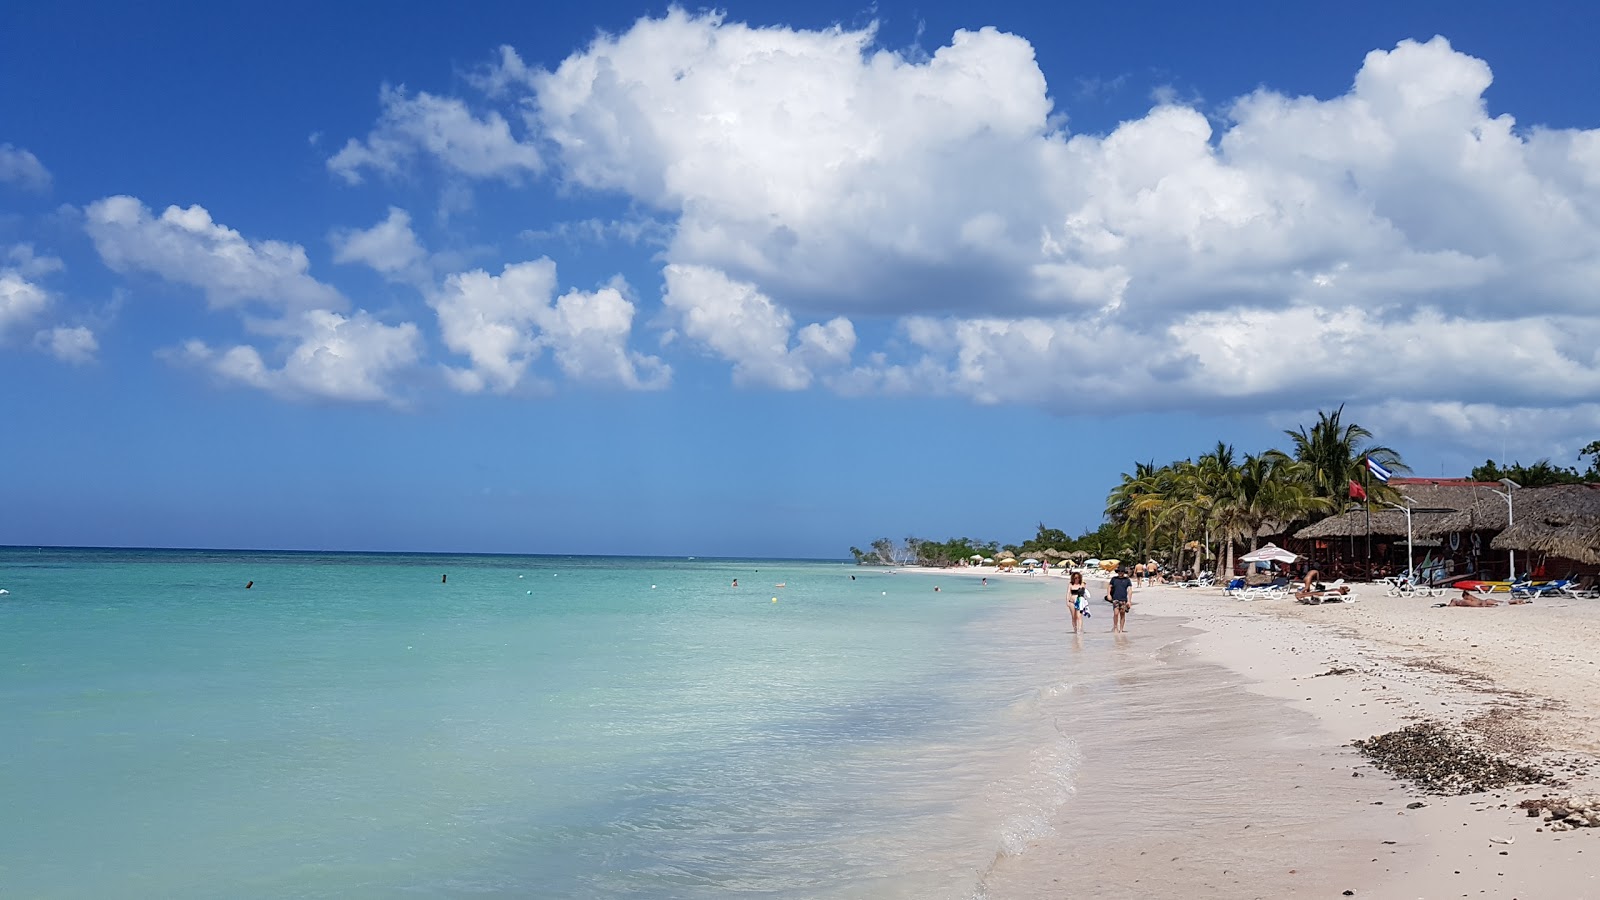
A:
651;585;657;589
772;597;778;603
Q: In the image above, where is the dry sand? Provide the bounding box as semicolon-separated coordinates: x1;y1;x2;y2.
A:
906;567;1600;897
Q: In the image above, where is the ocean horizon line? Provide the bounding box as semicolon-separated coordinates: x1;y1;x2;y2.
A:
0;543;850;563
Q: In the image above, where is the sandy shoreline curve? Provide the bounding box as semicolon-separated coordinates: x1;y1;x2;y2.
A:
892;566;1600;897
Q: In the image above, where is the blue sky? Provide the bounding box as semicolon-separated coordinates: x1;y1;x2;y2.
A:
4;2;1599;557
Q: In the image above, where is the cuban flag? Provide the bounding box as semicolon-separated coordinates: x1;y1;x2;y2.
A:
1365;457;1393;483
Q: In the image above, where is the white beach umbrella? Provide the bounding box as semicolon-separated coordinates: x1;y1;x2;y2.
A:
1238;543;1300;564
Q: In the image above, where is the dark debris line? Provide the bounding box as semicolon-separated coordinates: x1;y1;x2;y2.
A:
1351;722;1549;795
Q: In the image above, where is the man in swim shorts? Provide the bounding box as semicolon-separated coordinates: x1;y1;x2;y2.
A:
1106;567;1133;633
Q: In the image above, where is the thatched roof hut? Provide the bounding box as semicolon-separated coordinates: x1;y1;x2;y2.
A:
1293;479;1493;540
1492;516;1600;564
1415;483;1600;538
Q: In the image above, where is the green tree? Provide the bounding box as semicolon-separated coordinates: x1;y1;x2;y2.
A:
1581;441;1600;480
1105;461;1166;560
1470;458;1583;487
1282;405;1407;506
869;538;895;566
1235;451;1332;553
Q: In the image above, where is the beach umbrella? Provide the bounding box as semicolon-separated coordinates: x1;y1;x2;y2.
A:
997;558;1018;567
1021;557;1039;565
1238;543;1300;564
969;554;984;561
982;557;994;564
1099;558;1120;571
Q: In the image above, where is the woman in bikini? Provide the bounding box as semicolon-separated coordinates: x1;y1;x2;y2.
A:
1068;570;1090;632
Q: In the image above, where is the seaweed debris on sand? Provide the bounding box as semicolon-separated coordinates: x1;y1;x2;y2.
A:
1520;795;1600;830
1352;721;1549;795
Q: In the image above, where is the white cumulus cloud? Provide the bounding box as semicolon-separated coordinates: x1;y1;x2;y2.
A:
328;85;543;184
35;326;98;365
0;144;51;191
661;263;854;390
492;20;1600;437
331;206;428;280
0;268;52;339
327;16;1600;441
432;260;667;393
85;196;345;312
165;310;422;405
82;197;423;403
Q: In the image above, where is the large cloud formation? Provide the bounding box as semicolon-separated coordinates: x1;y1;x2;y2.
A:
318;13;1597;441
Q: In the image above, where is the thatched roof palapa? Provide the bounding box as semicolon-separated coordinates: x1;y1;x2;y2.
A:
1492;516;1600;564
1417;483;1600;539
1293;479;1496;541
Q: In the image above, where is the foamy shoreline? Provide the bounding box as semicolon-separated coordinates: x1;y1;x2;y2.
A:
907;567;1600;898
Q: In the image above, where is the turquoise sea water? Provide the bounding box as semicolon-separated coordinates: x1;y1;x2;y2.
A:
0;549;1092;899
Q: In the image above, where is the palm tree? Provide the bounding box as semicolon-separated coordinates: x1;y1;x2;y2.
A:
1155;458;1213;575
1105;460;1165;559
1235;451;1334;552
1283;405;1407;507
1189;442;1247;579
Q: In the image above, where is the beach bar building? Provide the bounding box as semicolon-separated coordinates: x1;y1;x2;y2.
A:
1291;478;1500;581
1415;483;1600;582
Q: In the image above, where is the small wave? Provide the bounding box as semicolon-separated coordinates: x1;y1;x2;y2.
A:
968;734;1082;898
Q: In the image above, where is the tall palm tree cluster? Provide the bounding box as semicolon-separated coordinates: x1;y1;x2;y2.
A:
1104;407;1408;579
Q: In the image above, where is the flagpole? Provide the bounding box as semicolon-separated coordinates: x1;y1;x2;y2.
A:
1364;462;1372;582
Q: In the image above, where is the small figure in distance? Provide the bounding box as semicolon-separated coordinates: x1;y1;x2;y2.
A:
245;580;253;589
442;574;447;584
732;579;738;588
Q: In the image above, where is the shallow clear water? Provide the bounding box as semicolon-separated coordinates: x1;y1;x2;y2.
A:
0;549;1093;899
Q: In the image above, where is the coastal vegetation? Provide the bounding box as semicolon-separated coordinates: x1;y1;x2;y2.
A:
852;407;1407;576
1101;406;1415;577
1471;441;1600;487
853;407;1600;576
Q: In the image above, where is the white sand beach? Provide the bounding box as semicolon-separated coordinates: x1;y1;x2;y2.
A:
897;567;1600;897
1143;583;1600;898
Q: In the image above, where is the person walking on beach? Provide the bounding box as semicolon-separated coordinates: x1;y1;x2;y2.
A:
1106;567;1133;633
1067;570;1090;633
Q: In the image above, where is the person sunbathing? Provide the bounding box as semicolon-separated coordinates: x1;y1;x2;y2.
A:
1446;591;1531;607
1296;584;1351;603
